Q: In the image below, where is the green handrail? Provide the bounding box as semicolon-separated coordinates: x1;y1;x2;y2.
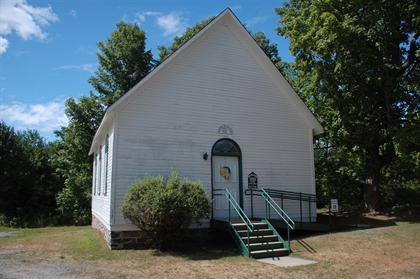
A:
261;189;295;252
213;188;254;257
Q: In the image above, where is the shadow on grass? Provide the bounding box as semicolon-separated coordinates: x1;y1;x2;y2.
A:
323;207;420;228
282;209;420;254
296;239;317;253
152;209;420;260
386;208;420;224
316;211;402;230
151;230;242;260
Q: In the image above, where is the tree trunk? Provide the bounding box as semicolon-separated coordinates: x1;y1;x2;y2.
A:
364;171;380;212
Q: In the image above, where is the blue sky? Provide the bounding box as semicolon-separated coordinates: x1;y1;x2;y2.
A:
0;0;292;141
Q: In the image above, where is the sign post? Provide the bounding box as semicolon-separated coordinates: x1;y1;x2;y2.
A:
330;199;338;231
331;199;338;212
248;172;258;219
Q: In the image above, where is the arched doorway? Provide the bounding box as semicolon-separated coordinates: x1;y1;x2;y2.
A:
211;138;242;220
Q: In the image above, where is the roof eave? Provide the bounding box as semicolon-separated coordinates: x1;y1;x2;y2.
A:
88;110;114;155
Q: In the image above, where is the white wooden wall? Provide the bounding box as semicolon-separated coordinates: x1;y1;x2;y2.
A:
91;123;114;229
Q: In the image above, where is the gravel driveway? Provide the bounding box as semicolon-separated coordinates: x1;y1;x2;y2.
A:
0;232;94;279
0;250;93;279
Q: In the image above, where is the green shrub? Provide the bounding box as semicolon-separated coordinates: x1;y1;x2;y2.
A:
121;171;211;250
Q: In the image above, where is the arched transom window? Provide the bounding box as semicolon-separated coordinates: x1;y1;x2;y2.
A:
212;139;241;156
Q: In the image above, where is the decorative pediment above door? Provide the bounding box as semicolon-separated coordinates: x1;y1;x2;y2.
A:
217;125;233;134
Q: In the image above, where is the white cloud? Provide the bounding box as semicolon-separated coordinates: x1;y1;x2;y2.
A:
1;76;6;92
55;64;97;73
76;45;96;55
230;5;242;12
246;15;269;28
0;37;9;54
0;101;68;133
0;0;58;53
136;11;188;37
12;50;29;56
136;11;161;23
156;12;188;37
70;9;77;17
137;14;145;22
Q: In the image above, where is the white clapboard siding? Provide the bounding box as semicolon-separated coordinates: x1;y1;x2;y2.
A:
109;20;317;227
91;124;114;228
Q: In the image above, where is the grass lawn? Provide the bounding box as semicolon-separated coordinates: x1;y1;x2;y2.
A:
1;212;419;279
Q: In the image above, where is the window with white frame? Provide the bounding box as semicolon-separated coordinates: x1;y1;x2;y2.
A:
98;145;102;195
93;154;97;195
104;134;109;195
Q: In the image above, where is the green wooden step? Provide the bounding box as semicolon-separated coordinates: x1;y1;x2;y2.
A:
237;228;273;237
231;222;268;231
250;248;289;259
241;235;279;243
247;241;284;251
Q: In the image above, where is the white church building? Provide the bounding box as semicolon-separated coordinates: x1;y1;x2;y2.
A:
89;8;323;249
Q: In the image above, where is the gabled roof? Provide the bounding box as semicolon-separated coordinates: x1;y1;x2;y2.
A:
89;8;323;155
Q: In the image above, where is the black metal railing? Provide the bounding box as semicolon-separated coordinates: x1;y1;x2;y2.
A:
245;188;358;231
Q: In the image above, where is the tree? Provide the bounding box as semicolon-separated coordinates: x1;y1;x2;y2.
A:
250;30;296;78
89;21;156;107
16;130;64;223
0;121;63;227
0;122;30;225
51;93;104;225
121;171;211;250
276;1;420;211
